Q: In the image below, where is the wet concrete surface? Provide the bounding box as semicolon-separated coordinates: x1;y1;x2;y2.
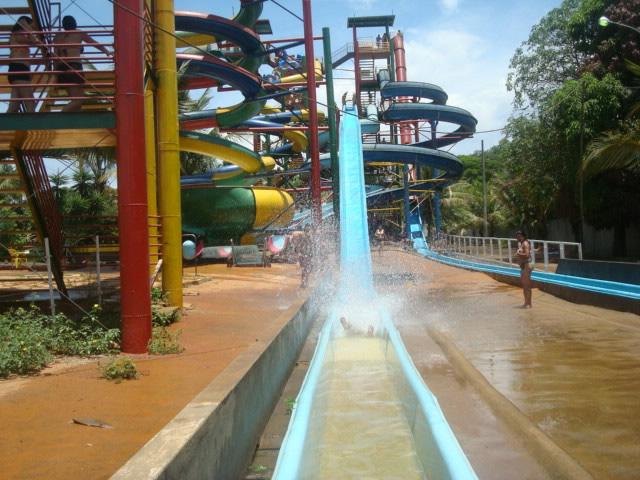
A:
3;250;638;479
376;250;640;479
0;263;306;480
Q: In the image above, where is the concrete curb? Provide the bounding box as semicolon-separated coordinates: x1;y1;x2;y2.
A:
111;294;319;480
484;272;640;315
428;328;594;480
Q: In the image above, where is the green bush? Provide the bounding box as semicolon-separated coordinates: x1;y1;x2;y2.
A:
0;316;51;377
0;306;120;378
152;305;178;327
151;287;167;304
148;327;184;355
101;356;138;382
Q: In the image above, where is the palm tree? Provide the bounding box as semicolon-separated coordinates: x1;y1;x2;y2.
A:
583;61;640;179
49;170;68;203
71;167;93;197
442;180;513;235
583;122;640;179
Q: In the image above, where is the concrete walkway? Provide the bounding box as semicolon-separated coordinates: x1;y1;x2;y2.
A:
0;264;305;480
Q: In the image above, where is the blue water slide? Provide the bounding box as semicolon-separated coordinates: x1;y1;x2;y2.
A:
175;11;265;73
383;103;477;149
177;53;261;98
364;143;463;180
273;103;477;480
380;81;448;104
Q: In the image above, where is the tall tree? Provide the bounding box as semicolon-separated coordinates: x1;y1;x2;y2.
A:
507;0;588;111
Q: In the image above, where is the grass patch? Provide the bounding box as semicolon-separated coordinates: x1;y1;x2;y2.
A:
285;397;296;415
152;305;178;327
147;326;184;355
101;356;138;382
0;305;120;378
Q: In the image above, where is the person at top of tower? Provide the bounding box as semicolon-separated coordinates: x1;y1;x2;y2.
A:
7;16;39;113
53;15;111;112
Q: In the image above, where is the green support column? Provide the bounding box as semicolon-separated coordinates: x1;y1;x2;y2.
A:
322;27;339;224
386;25;395;82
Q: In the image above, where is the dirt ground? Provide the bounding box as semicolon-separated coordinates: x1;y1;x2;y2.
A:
0;263;306;480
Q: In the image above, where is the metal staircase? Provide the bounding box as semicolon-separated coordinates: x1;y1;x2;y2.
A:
9;149;67;293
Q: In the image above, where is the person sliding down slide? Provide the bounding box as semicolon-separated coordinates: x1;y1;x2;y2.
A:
340;317;374;336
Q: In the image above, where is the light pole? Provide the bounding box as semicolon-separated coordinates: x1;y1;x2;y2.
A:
599;16;640;35
481;140;488;237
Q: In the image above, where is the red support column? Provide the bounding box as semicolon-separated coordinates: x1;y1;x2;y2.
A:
393;31;413;145
302;0;321;224
114;0;151;353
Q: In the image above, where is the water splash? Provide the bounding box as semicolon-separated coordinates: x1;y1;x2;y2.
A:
333;103;379;333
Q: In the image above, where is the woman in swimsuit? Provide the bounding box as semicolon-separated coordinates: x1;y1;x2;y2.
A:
515;231;533;308
53;16;110;112
7;16;38;113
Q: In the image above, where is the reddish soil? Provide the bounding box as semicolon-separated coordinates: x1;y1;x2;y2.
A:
0;263;305;480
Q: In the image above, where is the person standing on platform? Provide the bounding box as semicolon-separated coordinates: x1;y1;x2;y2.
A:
7;16;39;113
53;16;110;112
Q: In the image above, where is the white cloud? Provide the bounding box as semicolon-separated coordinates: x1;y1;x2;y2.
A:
403;27;512;153
347;0;378;11
438;0;460;13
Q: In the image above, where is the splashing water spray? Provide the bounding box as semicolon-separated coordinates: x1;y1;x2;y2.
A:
272;95;478;480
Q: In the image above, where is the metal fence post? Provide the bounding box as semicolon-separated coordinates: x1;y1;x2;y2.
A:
507;240;513;266
490;238;494;257
560;243;565;260
96;235;102;305
578;243;583;260
530;240;536;266
543;241;549;271
44;238;56;316
498;239;503;263
482;238;487;257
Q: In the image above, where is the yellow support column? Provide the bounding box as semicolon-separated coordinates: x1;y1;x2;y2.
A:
154;0;182;306
145;83;159;266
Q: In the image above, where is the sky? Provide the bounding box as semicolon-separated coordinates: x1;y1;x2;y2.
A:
50;0;562;156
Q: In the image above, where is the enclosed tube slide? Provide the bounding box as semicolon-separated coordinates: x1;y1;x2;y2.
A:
175;2;295;243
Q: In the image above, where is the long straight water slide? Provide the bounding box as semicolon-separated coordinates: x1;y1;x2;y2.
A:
273;102;477;479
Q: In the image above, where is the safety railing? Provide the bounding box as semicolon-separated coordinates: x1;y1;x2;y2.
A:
432;233;583;272
331;39;391;69
1;27;115;113
331;42;353;66
356;38;391;54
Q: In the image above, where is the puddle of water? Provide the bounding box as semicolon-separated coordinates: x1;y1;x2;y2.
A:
434;289;640;479
21;290;90;302
302;336;426;480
